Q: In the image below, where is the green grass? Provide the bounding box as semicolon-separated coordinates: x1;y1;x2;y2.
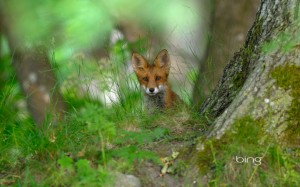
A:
0;87;201;186
0;42;202;186
0;82;188;186
1;39;299;186
3;72;299;186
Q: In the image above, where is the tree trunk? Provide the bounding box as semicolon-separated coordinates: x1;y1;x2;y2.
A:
193;0;260;106
11;47;66;127
185;0;300;185
199;0;293;118
0;9;66;127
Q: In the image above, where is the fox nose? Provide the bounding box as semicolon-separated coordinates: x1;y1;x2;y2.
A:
149;88;155;93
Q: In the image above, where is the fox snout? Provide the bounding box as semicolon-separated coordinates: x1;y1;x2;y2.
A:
143;85;165;96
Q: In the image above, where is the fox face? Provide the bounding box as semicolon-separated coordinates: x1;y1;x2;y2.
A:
132;49;170;96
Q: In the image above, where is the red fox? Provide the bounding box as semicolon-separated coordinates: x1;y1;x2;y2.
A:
131;49;179;111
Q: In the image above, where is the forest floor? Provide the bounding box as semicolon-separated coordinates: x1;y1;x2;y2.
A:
1;88;300;186
0;89;208;186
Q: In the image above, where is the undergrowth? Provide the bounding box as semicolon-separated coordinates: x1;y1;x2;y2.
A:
1;37;299;187
0;40;202;186
0;79;197;186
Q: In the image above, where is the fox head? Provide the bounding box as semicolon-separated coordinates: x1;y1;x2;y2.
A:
132;49;171;96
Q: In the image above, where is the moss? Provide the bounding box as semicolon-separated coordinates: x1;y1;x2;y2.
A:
270;64;300;144
196;116;300;186
232;19;263;90
197;139;217;173
197;116;265;174
232;72;246;90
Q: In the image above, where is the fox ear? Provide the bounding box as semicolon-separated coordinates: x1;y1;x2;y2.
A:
154;49;170;70
132;53;147;72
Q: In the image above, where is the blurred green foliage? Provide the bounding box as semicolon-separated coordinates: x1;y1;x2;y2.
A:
2;0;196;51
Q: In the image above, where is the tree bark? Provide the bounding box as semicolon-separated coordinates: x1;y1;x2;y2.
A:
185;0;300;185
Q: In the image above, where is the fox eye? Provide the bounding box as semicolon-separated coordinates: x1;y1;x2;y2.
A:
156;76;161;81
143;77;148;81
